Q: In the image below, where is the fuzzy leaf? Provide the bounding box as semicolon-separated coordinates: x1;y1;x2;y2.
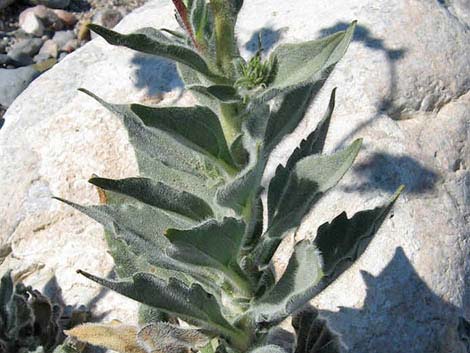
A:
215;103;270;212
247;240;323;326
166;218;244;271
292;308;341;353
129;104;236;170
89;177;214;222
253;139;362;269
165;218;250;295
66;322;144;353
188;85;241;103
79;89;221;207
137;322;209;353
77;271;243;342
88;25;222;82
312;185;404;295
258;22;355;102
267;88;336;222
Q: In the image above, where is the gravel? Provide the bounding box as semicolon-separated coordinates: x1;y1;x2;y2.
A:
0;0;148;122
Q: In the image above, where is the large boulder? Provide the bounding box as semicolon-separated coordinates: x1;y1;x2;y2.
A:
0;0;468;352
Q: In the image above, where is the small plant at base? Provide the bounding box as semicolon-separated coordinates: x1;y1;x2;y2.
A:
0;271;85;353
59;1;403;352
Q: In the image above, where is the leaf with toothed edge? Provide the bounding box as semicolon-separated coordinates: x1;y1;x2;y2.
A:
311;185;404;297
246;240;323;327
267;88;337;223
252;139;363;270
292;308;342;353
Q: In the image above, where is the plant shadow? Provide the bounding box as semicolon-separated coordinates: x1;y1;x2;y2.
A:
341;152;440;195
43;270;117;353
315;247;468;353
244;26;285;54
130;53;184;99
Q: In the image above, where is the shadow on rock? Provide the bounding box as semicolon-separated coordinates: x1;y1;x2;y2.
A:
244;26;285;54
131;53;184;98
318;247;467;353
342;152;440;195
319;22;406;116
319;23;408;150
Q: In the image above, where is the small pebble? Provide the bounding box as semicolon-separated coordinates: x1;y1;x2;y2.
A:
26;0;71;10
52;29;74;50
38;39;58;58
20;12;45;37
93;8;123;29
53;9;77;27
62;38;78;53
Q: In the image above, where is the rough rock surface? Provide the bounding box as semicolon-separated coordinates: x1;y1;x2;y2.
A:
0;1;468;352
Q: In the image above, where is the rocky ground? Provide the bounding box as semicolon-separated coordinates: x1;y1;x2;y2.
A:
0;0;147;124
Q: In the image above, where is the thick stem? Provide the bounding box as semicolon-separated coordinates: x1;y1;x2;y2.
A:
210;0;236;77
219;103;241;146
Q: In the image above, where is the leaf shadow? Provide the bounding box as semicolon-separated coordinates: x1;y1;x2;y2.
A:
314;247;468;352
341;152;440;194
318;23;408;151
130;53;184;98
244;26;285;54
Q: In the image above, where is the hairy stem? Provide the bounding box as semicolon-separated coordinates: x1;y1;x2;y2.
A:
219;103;242;146
210;0;236;77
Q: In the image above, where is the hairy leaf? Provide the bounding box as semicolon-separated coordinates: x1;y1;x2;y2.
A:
258;22;355;102
188;85;241;103
247;240;323;326
88;25;223;82
79;89;221;207
77;271;243;342
137;322;209;353
253;139;362;269
166;218;250;296
292;308;341;353
55;198;222;291
89;177;214;222
129;104;236;171
66;322;144;353
312;185;404;295
267;88;336;222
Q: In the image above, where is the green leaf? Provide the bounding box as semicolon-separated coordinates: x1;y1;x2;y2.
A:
247;240;323;326
312;185;404;295
77;271;244;343
166;218;250;296
55;198;221;291
129;104;236;171
267;88;336;222
188;85;241;103
79;89;221;207
88;24;223;82
292;308;341;353
258;21;356;102
89;177;214;222
253;139;362;269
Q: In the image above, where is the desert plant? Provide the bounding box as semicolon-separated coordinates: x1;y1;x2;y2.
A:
0;271;85;353
59;1;403;352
